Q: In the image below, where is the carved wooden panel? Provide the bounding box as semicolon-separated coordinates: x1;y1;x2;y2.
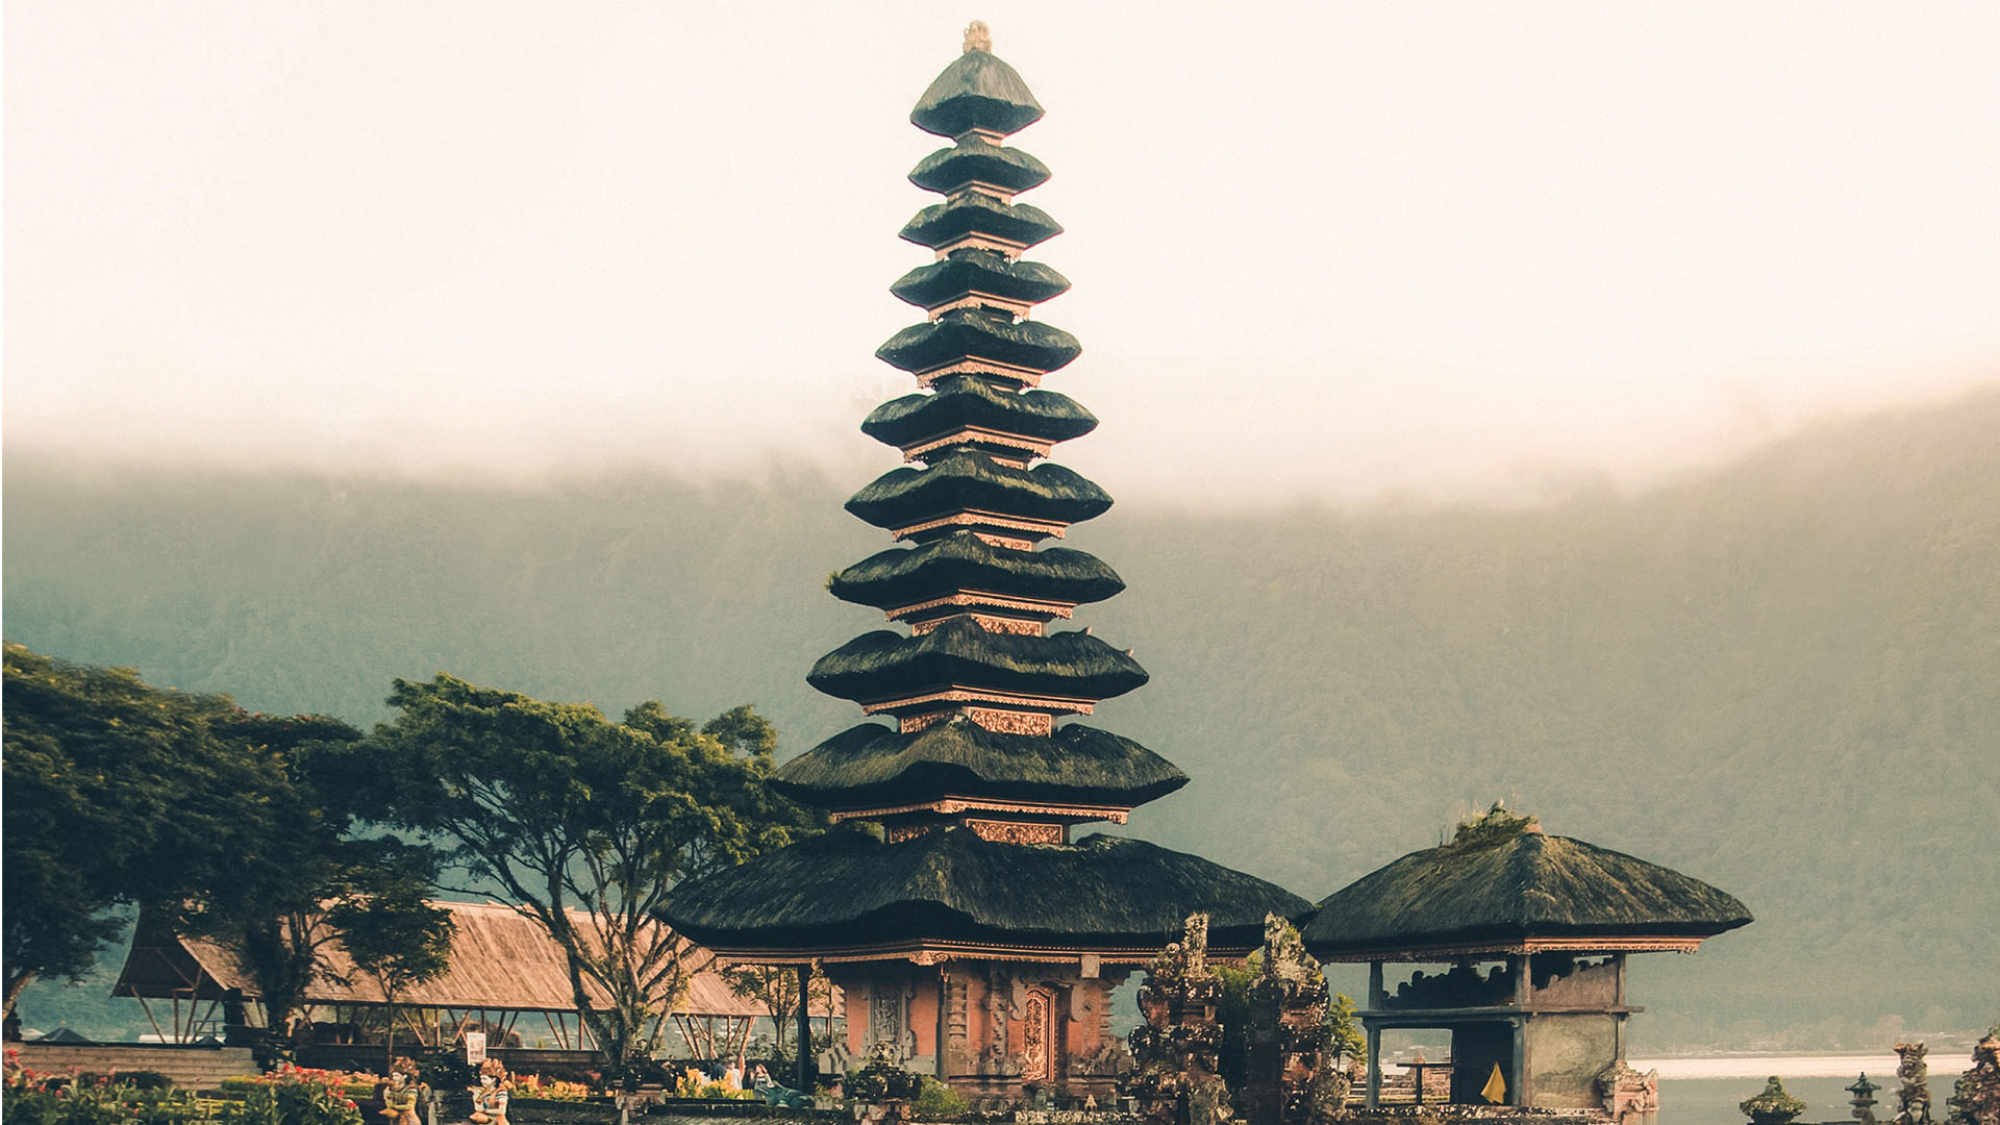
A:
871;977;904;1062
967;819;1065;845
965;708;1054;735
1021;986;1054;1083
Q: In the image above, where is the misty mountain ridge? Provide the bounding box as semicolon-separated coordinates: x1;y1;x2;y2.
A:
5;384;1996;1050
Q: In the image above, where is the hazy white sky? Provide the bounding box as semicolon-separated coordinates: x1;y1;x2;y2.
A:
7;1;1998;504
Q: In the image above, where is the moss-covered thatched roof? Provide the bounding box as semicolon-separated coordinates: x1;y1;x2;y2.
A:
861;376;1095;450
807;617;1147;704
890;252;1070;312
772;718;1187;809
1302;811;1752;957
910;140;1051;195
911;49;1044;138
900;194;1062;252
828;531;1124;610
660;825;1310;955
878;308;1080;376
845;450;1110;530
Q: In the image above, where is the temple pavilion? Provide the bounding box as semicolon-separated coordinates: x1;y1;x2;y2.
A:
662;25;1308;1107
1301;807;1751;1113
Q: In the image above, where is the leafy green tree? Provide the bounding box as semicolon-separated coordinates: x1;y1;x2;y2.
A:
156;712;453;1039
722;962;832;1070
3;644;262;1013
321;674;818;1078
2;644;452;1036
332;875;456;1070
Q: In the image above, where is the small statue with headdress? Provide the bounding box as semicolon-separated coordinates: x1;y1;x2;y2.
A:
381;1057;427;1125
470;1058;510;1125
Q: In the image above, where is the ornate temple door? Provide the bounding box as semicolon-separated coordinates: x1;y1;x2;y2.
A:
1020;985;1056;1085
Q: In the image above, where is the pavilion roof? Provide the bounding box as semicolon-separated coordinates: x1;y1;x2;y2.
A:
112;900;762;1017
1302;811;1751;960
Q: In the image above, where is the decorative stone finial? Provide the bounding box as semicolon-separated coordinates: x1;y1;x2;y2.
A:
963;20;991;54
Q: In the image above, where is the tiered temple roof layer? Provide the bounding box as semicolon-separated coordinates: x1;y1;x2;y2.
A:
772;718;1189;813
665;826;1308;963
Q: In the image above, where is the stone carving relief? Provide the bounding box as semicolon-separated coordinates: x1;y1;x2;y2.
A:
1898;1042;1935;1125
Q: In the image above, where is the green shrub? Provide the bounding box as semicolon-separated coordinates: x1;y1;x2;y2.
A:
115;1071;177;1091
910;1077;969;1120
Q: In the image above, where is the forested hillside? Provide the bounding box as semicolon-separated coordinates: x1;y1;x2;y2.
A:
6;386;1996;1050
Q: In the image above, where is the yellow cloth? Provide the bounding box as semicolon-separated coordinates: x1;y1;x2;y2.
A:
1481;1063;1507;1104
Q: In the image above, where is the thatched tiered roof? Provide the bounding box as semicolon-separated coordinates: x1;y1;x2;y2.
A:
910;43;1044;137
861;377;1096;450
876;307;1078;373
662;826;1309;961
657;31;1307;969
829;532;1124;610
844;451;1111;530
772;718;1188;810
1302;811;1752;960
908;140;1052;196
807;618;1148;705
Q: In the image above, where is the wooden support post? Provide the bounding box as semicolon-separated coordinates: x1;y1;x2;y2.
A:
1512;1016;1529;1108
1365;1022;1382;1109
796;963;815;1094
1368;961;1386;1009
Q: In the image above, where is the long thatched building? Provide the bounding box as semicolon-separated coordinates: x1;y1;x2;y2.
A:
113;901;771;1059
1302;808;1751;1113
662;24;1308;1108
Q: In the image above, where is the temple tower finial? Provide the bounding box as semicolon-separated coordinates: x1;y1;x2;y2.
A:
963;20;991;54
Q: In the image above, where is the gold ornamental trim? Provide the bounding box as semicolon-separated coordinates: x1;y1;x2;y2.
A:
926;290;1032;321
1317;935;1709;963
912;357;1046;389
887;590;1077;620
902;427;1052;463
706;937;1263;968
825;795;1131;824
892;510;1068;541
860;686;1096;715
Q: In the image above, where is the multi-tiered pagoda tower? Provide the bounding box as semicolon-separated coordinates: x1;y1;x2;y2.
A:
663;26;1307;1107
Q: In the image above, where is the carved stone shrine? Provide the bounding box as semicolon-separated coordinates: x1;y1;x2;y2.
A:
1899;1042;1935;1125
1244;915;1339;1125
1128;915;1229;1125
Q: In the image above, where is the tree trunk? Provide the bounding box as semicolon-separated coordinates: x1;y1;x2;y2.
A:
5;970;34;1017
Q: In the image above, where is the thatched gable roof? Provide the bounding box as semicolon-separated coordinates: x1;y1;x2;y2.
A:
772;718;1187;810
113;901;760;1016
1302;812;1751;960
808;617;1148;704
661;825;1310;959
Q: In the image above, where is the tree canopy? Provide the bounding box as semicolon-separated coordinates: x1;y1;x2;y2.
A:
319;674;820;1076
2;644;452;1032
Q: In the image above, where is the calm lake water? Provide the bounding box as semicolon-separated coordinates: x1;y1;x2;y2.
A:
1633;1054;1902;1125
